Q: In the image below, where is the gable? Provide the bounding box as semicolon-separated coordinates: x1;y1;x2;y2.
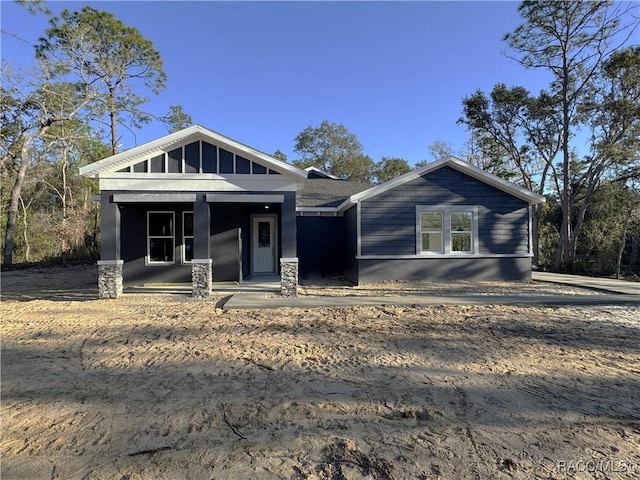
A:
340;156;545;210
79;125;307;180
114;138;284;177
365;166;530;209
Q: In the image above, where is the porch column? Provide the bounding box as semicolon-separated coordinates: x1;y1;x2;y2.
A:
280;192;298;296
98;194;123;299
192;195;212;298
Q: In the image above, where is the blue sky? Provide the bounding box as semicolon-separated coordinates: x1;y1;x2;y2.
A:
2;1;567;166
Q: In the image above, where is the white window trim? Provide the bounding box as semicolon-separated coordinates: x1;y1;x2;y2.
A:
182;211;194;264
147;211;175;265
416;205;479;256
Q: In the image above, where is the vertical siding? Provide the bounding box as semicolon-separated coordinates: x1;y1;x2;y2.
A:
296;216;345;278
360;166;529;256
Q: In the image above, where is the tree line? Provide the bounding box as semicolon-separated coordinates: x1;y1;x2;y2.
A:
2;1;639;277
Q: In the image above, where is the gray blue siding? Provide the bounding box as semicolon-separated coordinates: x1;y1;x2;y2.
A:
360;166;529;256
358;257;532;283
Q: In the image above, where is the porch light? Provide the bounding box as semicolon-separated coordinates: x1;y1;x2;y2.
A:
264;205;270;210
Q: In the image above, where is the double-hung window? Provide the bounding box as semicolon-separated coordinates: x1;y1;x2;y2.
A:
148;212;174;264
417;206;478;255
420;211;444;253
451;211;473;253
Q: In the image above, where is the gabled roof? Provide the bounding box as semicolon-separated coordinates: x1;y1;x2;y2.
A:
304;166;340;180
79;125;308;179
335;156;546;211
297;177;372;207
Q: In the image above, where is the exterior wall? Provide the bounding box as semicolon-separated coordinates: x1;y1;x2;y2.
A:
357;256;532;283
343;206;359;284
296;216;345;278
106;190;290;287
209;203;249;281
120;202;193;286
360;166;530;256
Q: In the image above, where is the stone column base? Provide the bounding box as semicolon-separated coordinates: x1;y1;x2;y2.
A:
192;259;213;298
280;257;298;297
97;260;123;299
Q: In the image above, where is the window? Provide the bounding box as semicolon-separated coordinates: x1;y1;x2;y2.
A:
451;212;472;253
202;142;217;173
148;212;174;264
150;154;165;173
167;148;182;173
236;155;251;174
417;206;477;255
184;142;200;173
133;160;147;173
420;211;443;253
219;148;234;173
183;212;194;263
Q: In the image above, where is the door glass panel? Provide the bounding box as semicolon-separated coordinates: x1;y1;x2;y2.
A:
258;221;271;247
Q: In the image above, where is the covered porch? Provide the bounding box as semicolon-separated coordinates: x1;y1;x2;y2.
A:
97;191;298;298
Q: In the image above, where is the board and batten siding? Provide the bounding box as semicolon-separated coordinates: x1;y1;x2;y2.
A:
359;166;530;256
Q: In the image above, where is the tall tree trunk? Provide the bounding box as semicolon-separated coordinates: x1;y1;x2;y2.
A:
557;53;572;272
109;86;118;155
19;196;31;263
3;140;31;267
616;213;631;279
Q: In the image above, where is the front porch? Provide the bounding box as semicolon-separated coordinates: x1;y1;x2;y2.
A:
97;192;299;299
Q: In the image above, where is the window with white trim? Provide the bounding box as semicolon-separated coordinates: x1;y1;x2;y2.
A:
148;212;175;264
183;212;194;263
417;206;478;255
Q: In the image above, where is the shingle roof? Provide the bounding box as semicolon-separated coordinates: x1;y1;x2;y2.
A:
297;177;372;207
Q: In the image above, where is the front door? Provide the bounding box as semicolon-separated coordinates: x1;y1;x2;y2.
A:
252;215;276;274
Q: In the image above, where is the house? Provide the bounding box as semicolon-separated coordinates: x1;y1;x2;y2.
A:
79;125;545;298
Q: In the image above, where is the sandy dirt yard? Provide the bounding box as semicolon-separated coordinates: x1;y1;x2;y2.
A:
1;266;640;480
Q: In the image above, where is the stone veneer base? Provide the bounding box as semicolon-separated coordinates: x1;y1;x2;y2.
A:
280;257;298;297
192;259;213;298
97;260;123;299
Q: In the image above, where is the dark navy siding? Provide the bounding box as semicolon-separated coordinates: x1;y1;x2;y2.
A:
360;167;529;256
115;192;287;286
343;206;358;283
120;203;192;286
297;216;345;278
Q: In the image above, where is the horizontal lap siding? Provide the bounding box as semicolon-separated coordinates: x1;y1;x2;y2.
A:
360;166;529;256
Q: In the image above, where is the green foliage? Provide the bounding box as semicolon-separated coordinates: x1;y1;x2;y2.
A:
15;0;50;15
575;182;640;276
35;6;167;153
163;105;193;133
2;5;175;266
501;0;638;271
373;157;410;184
293;120;374;182
459;83;560;190
272;149;288;162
